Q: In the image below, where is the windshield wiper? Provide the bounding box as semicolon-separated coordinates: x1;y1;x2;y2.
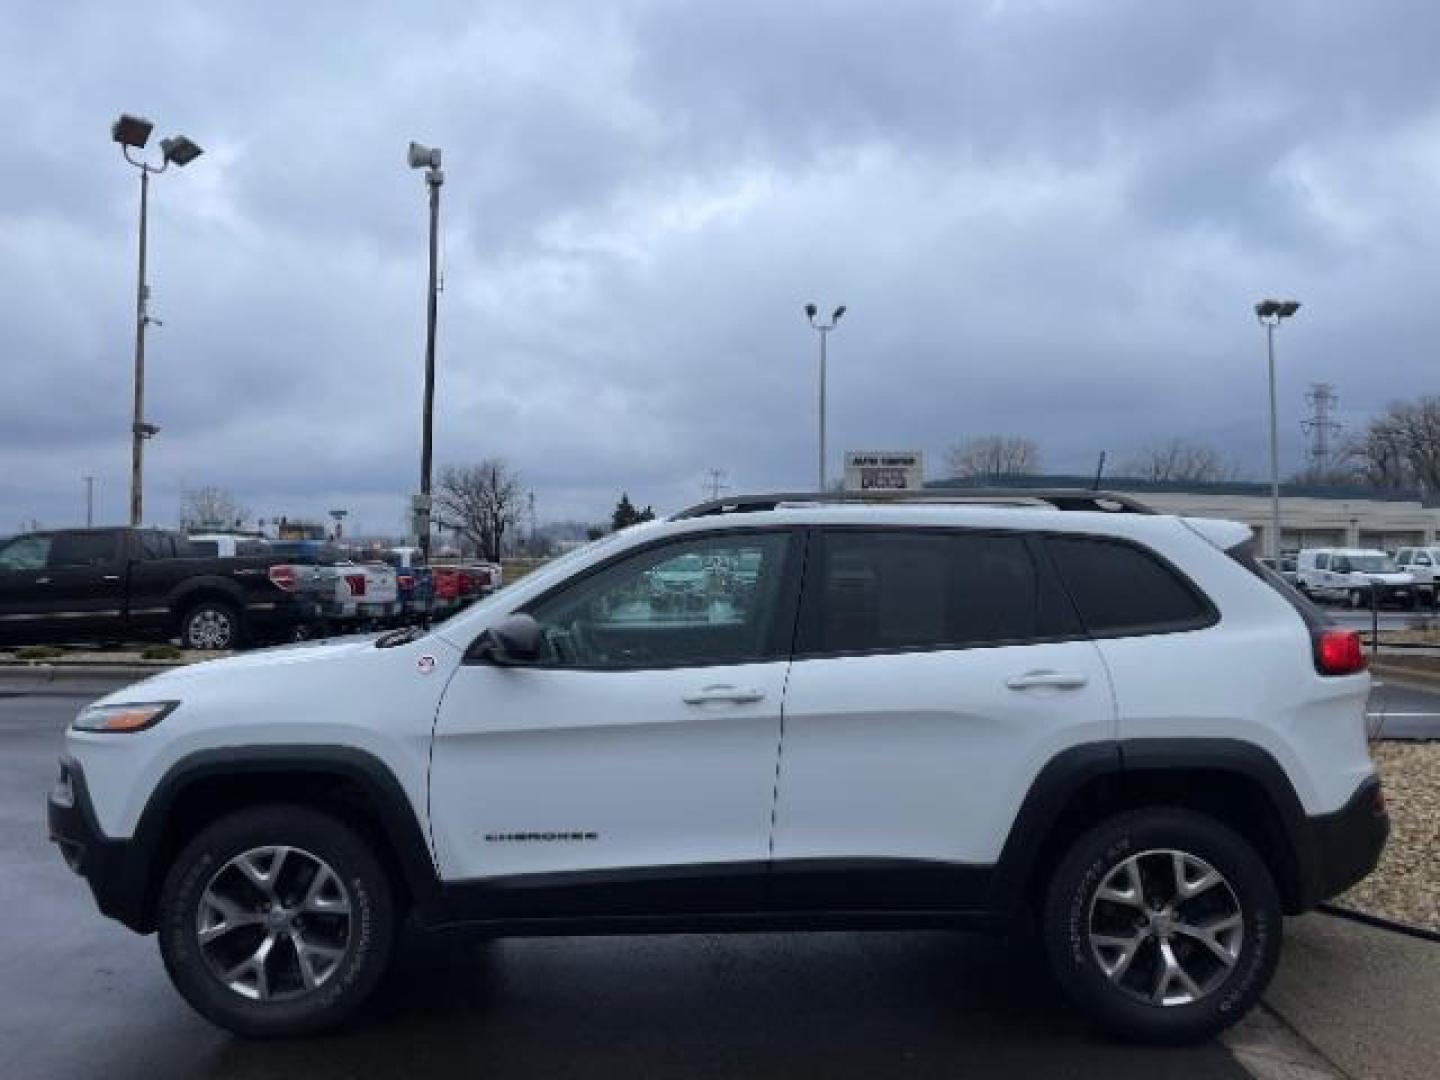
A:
375;625;426;648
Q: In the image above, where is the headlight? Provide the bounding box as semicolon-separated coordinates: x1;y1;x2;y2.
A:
72;701;178;734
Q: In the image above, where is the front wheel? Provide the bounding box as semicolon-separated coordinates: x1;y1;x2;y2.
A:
157;805;398;1037
1042;808;1282;1043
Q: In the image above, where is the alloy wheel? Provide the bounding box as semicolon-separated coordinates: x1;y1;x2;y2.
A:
196;845;352;1002
188;609;233;649
1087;849;1244;1007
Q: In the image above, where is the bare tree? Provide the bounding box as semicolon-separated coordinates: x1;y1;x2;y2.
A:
1121;439;1237;483
180;486;249;531
435;459;522;561
1346;397;1440;492
947;435;1039;479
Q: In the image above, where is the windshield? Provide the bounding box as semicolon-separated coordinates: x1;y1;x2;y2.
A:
428;528;640;637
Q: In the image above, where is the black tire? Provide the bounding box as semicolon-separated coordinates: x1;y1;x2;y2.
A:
158;805;398;1037
180;600;243;650
1042;808;1282;1044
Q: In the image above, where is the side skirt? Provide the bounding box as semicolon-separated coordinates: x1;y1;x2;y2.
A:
419;858;1003;936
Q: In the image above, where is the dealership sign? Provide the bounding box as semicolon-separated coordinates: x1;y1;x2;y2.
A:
844;451;924;492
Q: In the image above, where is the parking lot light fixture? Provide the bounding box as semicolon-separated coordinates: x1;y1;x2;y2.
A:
159;135;203;167
407;141;445;561
1256;298;1302;560
804;302;847;492
110;114;153;149
113;113;202;526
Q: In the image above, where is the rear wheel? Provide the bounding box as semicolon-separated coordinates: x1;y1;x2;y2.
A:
1042;808;1282;1043
180;600;242;650
158;805;398;1037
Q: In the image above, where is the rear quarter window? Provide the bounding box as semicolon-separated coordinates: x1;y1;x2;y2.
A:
1045;535;1215;637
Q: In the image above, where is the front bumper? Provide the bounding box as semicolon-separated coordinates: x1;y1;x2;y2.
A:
1293;775;1389;910
47;757;153;933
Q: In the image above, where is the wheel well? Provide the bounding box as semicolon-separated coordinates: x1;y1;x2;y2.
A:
1026;768;1302;913
141;770;416;926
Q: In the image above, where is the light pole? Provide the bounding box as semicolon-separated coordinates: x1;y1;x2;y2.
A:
804;303;846;491
1255;298;1301;560
111;114;202;526
407;141;444;561
82;475;95;527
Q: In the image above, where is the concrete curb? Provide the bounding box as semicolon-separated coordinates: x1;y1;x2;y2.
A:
1369;661;1440;691
0;663;174;682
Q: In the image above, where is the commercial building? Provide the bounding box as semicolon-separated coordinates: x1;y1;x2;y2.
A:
927;474;1438;552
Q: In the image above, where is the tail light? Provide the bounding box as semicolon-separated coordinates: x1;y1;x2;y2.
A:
268;565;298;592
344;572;367;598
1314;628;1366;676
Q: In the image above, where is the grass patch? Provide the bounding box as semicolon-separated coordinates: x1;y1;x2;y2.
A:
140;644;183;661
14;644;65;661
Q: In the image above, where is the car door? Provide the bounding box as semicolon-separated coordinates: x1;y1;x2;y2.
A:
0;534;57;642
41;531;127;641
429;528;801;916
772;528;1115;911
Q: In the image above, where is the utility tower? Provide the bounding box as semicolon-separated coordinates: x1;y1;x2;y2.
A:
1301;383;1342;473
702;468;729;501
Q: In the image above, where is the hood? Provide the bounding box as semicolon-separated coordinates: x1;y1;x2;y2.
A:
118;633;387;696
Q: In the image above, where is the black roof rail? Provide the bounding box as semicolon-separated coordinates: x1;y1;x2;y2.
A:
671;488;1156;520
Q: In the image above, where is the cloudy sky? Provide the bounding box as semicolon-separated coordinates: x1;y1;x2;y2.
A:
4;0;1440;534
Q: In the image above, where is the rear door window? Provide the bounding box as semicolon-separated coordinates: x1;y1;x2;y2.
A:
1045;535;1214;637
796;529;1078;656
48;532;119;568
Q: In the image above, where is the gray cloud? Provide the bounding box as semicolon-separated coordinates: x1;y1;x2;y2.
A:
4;0;1440;534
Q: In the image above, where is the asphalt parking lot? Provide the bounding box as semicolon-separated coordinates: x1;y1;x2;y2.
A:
9;670;1433;1080
0;674;1266;1080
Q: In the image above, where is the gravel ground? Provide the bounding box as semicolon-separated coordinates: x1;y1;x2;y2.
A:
1339;741;1440;931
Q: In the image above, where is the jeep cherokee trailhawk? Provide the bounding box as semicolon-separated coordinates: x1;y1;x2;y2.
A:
48;490;1387;1041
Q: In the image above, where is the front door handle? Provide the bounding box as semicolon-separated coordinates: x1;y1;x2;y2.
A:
102;575;120;582
683;685;766;705
1005;670;1088;691
34;577;51;585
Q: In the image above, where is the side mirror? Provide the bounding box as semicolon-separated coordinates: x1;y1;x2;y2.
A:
472;612;542;665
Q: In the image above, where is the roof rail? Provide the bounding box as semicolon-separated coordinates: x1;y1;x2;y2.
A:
671;488;1156;520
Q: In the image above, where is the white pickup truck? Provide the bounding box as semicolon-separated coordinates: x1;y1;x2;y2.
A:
1394;546;1440;606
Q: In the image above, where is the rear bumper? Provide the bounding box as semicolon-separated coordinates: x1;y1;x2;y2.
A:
1293;775;1389;910
47;757;153;933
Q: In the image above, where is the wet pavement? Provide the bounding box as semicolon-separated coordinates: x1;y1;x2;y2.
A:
0;675;1255;1079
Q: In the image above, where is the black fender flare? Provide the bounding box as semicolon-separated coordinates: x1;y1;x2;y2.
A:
124;745;442;930
986;738;1316;914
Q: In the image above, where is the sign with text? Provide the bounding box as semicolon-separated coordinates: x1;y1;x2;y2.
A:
844;451;924;492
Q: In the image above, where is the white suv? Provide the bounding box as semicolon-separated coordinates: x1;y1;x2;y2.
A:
48;491;1386;1043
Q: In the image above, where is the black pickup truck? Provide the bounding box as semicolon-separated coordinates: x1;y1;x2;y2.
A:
0;527;325;650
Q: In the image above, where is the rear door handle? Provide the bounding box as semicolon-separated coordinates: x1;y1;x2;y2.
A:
102;575;120;582
683;685;766;705
34;577;51;585
1005;670;1088;691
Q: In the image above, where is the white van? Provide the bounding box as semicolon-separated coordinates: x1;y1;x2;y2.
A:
1295;547;1417;608
1394;546;1440;605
